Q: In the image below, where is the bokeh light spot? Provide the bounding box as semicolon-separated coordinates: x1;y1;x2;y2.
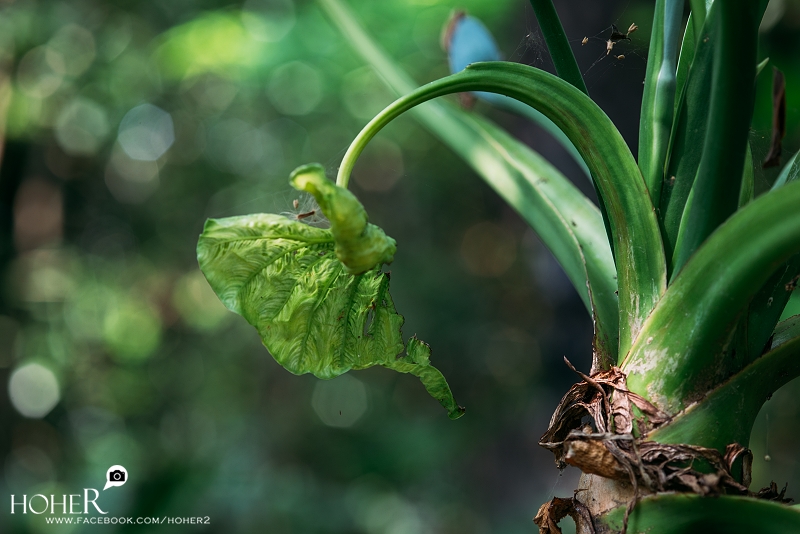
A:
48;24;96;77
103;299;162;363
311;374;368;428
242;0;296;42
172;270;231;331
105;143;160;204
267;61;322;116
341;67;394;121
207;119;282;175
118;104;175;161
9;363;60;418
156;12;265;79
17;46;64;98
55;97;109;156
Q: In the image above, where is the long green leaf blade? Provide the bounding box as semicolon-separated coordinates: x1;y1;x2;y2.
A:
771;148;800;190
672;1;760;274
601;494;800;533
319;0;620;364
524;0;618;254
527;0;588;96
197;214;464;419
444;13;591;180
623;181;800;413
673;16;695;108
337;61;666;358
638;0;683;205
649;317;800;451
660;4;717;271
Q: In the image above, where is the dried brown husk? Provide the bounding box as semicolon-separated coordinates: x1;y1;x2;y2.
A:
534;496;595;534
537;359;792;533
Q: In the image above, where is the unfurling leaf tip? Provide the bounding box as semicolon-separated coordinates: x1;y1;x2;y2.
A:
289;163;396;275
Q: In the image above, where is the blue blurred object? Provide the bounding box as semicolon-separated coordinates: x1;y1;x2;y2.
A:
444;12;590;179
446;13;502;74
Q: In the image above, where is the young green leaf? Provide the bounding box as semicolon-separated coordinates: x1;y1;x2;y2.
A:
660;4;717;271
197;213;464;419
336;61;665;358
638;0;683;205
672;1;762;275
319;0;619;365
290;164;395;275
527;0;588;96
689;0;709;41
771;148;800;190
673;17;695;109
738;143;754;208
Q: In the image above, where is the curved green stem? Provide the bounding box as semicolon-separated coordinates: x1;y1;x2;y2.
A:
623;180;800;413
338;61;666;357
319;0;619;364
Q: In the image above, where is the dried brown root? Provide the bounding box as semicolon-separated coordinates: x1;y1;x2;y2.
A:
534;496;595;534
537;359;793;534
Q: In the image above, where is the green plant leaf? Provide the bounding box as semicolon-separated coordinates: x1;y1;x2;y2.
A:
336;60;665;358
527;0;588;96
756;57;770;76
623;181;800;413
638;0;683;205
672;1;762;275
735;251;800;368
318;0;619;365
443;13;591;181
771;148;800;190
196;213;464;419
738;143;755;208
649;315;800;452
673;16;695;109
601;494;800;533
289;164;395;275
728;147;800;371
689;0;711;41
660;3;717;273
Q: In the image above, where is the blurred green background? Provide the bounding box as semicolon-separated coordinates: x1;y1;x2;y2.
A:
0;0;799;532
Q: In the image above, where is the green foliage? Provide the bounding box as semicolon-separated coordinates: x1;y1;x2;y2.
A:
638;0;682;205
624;181;800;411
336;60;667;358
319;0;619;361
601;494;800;533
650;317;800;451
197;212;463;419
671;1;760;275
185;0;800;528
290;163;396;275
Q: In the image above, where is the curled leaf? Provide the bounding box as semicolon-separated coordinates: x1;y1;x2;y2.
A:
290;163;396;275
196;213;463;419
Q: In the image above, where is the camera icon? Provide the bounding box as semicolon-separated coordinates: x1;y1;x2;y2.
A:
104;465;128;490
